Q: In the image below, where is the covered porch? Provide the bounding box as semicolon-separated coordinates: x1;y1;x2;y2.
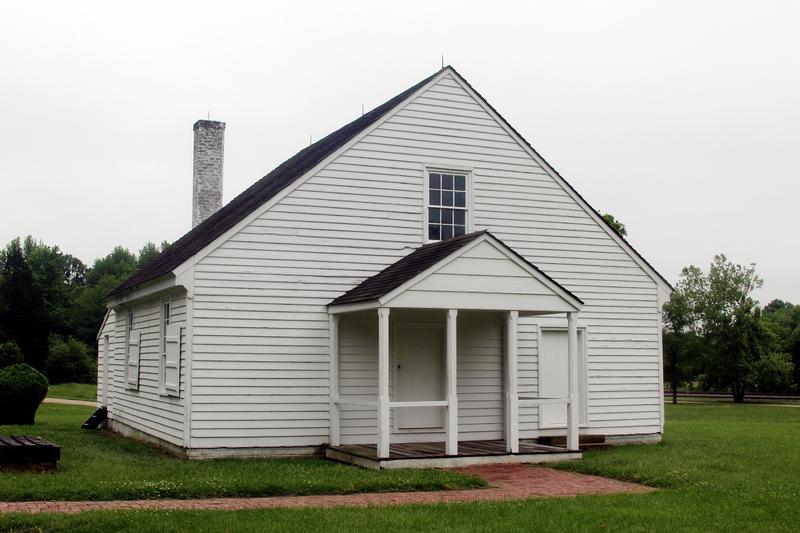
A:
325;231;585;468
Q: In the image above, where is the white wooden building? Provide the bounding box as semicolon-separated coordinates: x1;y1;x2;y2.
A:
97;66;671;467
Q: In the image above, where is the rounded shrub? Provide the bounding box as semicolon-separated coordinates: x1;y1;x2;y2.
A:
0;363;49;424
0;341;24;369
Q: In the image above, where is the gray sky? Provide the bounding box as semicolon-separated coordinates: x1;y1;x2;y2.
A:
2;0;798;304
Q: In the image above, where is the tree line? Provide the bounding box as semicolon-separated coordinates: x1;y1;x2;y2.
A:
663;255;799;402
0;236;168;384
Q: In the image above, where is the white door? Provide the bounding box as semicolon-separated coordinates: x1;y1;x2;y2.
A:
539;329;586;428
394;325;444;430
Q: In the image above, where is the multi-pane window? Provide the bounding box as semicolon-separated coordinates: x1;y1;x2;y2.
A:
428;171;467;241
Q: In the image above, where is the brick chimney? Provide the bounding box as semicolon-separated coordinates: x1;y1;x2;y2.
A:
192;120;225;228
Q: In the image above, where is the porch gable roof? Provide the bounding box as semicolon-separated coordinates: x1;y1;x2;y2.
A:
328;231;583;313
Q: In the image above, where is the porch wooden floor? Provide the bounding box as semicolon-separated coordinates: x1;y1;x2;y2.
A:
326;439;581;469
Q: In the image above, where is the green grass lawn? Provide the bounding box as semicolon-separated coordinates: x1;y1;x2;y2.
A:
0;404;483;502
47;382;97;402
1;403;799;532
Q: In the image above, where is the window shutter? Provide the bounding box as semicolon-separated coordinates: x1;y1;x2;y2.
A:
127;330;141;389
164;324;182;396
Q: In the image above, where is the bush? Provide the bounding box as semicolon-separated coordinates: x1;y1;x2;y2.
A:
0;363;49;424
45;337;96;384
753;352;795;393
0;341;24;368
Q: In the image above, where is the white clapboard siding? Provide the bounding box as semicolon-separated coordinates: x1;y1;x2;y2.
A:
96;310;116;408
189;72;663;449
107;292;188;447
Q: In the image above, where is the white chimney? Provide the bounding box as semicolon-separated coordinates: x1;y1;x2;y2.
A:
192;120;225;227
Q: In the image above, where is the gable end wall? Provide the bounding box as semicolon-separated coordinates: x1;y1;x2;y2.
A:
188;73;662;449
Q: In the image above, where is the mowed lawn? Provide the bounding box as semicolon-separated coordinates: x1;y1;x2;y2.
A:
47;382;97;402
1;403;800;532
0;404;483;502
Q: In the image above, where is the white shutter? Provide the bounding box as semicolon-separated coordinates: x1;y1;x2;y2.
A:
127;330;141;389
164;324;182;396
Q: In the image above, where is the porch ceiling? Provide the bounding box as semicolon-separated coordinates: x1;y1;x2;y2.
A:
327;231;583;314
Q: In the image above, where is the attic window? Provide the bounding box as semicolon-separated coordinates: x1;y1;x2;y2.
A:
428;171;467;241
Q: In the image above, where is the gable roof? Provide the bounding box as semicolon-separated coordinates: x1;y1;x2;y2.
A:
110;68;445;296
328;230;583;308
111;65;671;297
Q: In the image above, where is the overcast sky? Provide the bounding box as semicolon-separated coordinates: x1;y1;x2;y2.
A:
2;0;797;303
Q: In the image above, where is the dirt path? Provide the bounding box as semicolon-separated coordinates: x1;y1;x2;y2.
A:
42;397;96;407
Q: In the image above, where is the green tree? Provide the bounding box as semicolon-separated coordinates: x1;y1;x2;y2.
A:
85;246;137;286
762;299;800;389
137;240;170;268
45;336;96;384
67;276;123;346
662;289;695;403
679;255;765;402
15;236;86;337
601;213;627;237
0;241;50;370
752;352;795;393
68;246;138;346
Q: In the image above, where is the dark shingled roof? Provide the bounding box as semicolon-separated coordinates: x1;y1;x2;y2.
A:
110;68;445;296
328;230;583;307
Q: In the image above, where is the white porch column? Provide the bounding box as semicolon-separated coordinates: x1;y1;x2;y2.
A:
567;311;580;451
377;307;391;459
505;310;519;453
329;314;340;447
446;309;458;456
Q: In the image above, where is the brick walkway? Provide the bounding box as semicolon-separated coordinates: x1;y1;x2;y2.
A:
0;464;652;514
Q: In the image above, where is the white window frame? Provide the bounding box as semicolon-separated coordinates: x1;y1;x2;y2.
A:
422;166;474;243
158;297;171;395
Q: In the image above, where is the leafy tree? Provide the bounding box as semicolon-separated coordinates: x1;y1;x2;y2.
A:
15;236;87;337
137;240;170;268
752;352;795;393
0;241;50;370
85;246;137;286
45;336;96;384
764;299;793;314
762;299;800;389
601;213;627;237
678;255;765;402
67;244;144;346
67;275;123;346
662;288;698;403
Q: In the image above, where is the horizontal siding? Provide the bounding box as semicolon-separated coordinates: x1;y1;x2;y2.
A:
96;311;115;408
190;73;662;448
104;291;188;447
